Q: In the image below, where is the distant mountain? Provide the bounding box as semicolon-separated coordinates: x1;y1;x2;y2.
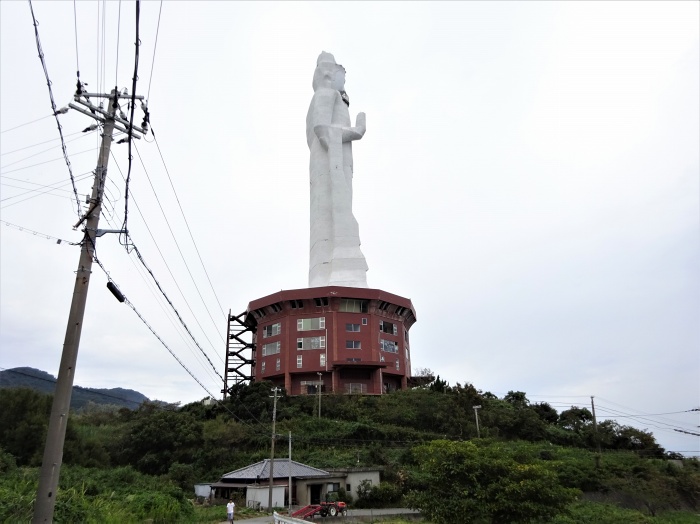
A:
0;367;148;410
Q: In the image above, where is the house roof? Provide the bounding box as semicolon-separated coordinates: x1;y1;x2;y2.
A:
220;459;329;481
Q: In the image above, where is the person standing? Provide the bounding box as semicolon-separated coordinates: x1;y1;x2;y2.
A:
226;499;235;523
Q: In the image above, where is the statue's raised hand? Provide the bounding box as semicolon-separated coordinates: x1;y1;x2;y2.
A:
355;113;366;136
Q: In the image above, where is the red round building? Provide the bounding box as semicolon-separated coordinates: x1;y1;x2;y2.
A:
230;286;416;395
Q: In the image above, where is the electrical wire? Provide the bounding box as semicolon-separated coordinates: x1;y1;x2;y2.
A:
72;0;80;80
0;113;55;134
1;129;85;157
128;239;225;382
26;0;82;217
0;147;97;176
153;134;228;325
0;219;78;245
84;253;270;431
0;130;97;170
1;170;94;210
119;0;140;252
1;171;92;201
146;1;162;102
133;142;226;348
110;152;223;364
114;0;122;88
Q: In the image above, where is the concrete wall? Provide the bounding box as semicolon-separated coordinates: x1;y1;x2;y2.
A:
246;485;285;509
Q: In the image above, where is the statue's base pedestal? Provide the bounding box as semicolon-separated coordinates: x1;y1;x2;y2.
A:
243;286;417;395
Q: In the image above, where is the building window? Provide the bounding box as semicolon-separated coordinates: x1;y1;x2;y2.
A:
378;301;391;311
262;322;281;338
362;317;368;325
314;297;329;307
345;340;361;349
297;317;325;331
320;354;326;367
379;320;398;335
261;361;266;373
270;302;283;313
395;360;400;370
297;336;326;350
345;383;367;394
396;306;407;316
262;341;281;356
346;323;360;332
404;329;409;341
297;355;303;368
339;299;368;313
380;339;398;353
289;299;304;309
346;484;351;492
276;358;281;371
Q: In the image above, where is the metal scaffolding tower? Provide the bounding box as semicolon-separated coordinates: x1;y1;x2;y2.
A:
222;310;255;397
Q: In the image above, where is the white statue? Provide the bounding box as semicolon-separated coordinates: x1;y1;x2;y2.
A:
306;52;368;288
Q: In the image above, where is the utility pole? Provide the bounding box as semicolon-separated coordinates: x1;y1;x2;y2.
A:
317;372;323;418
473;405;482;438
33;88;145;523
288;431;292;515
591;396;602;464
268;387;280;512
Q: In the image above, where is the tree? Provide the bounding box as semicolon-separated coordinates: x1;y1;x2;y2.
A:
531;402;559;425
406;440;579;524
0;388;52;465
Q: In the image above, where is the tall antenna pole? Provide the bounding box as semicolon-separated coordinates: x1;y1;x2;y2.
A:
268;387;280;512
33;87;145;523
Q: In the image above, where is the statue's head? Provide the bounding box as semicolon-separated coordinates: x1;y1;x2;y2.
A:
313;51;346;92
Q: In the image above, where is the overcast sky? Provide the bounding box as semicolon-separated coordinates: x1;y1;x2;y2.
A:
1;1;698;455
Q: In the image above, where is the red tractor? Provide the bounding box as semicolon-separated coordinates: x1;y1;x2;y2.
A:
291;493;348;519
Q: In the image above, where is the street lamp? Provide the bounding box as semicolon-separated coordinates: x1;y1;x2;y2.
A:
473;405;482;438
317;372;323;418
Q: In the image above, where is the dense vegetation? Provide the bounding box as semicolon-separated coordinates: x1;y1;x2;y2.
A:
1;378;698;523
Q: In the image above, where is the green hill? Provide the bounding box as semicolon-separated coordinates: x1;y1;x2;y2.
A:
0;367;148;410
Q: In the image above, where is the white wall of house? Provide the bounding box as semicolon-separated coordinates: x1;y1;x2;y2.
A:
246;485;285;509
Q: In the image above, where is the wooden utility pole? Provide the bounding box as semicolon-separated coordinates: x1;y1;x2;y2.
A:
33;88;145;523
591;395;602;466
317;372;323;418
268;387;280;512
473;405;482;438
288;431;292;515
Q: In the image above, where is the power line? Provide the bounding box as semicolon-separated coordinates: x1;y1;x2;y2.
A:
0;113;55;134
119;0;140;250
0;219;78;245
1;170;94;209
0;130;97;170
133;142;226;347
27;0;82;217
153;133;228;324
114;0;122;88
109;152;224;365
1;129;85;157
146;1;163;102
0;147;97;176
72;0;80;80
